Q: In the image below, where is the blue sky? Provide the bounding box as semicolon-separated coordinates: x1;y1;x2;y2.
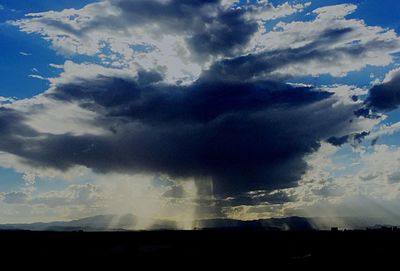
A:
0;1;97;98
1;0;400;227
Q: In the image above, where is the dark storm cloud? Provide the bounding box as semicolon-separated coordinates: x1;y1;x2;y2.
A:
354;69;400;121
3;0;392;201
327;131;370;147
0;72;365;196
326;135;350;146
365;70;400;112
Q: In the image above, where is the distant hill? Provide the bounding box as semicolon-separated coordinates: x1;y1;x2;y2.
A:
0;215;316;231
0;214;136;231
195;216;315;231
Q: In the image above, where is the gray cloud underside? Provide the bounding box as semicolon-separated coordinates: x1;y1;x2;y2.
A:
0;72;367;196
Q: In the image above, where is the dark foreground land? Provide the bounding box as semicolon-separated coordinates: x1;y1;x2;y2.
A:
1;229;399;267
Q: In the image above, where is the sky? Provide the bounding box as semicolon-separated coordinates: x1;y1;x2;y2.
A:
1;0;400;229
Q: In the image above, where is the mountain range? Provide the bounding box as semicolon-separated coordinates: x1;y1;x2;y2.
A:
0;215;315;231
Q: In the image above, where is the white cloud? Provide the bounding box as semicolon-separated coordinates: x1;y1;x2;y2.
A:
313;4;357;18
4;77;109;136
383;67;400;83
243;1;311;21
321;84;367;102
48;60;133;86
10;0;323;83
0;96;15;105
0;151;91;183
368;122;400;139
29;74;46;80
251;4;400;77
49;63;64;69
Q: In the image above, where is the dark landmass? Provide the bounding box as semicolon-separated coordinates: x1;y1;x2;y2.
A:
1;229;400;267
1;214;396;232
1;215;400;267
2;215;400;267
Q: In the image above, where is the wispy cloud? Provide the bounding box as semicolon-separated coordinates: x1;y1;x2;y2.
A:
28;74;46;80
19;52;32;56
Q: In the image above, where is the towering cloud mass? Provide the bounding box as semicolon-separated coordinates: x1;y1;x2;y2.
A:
2;0;400;217
0;66;377;197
